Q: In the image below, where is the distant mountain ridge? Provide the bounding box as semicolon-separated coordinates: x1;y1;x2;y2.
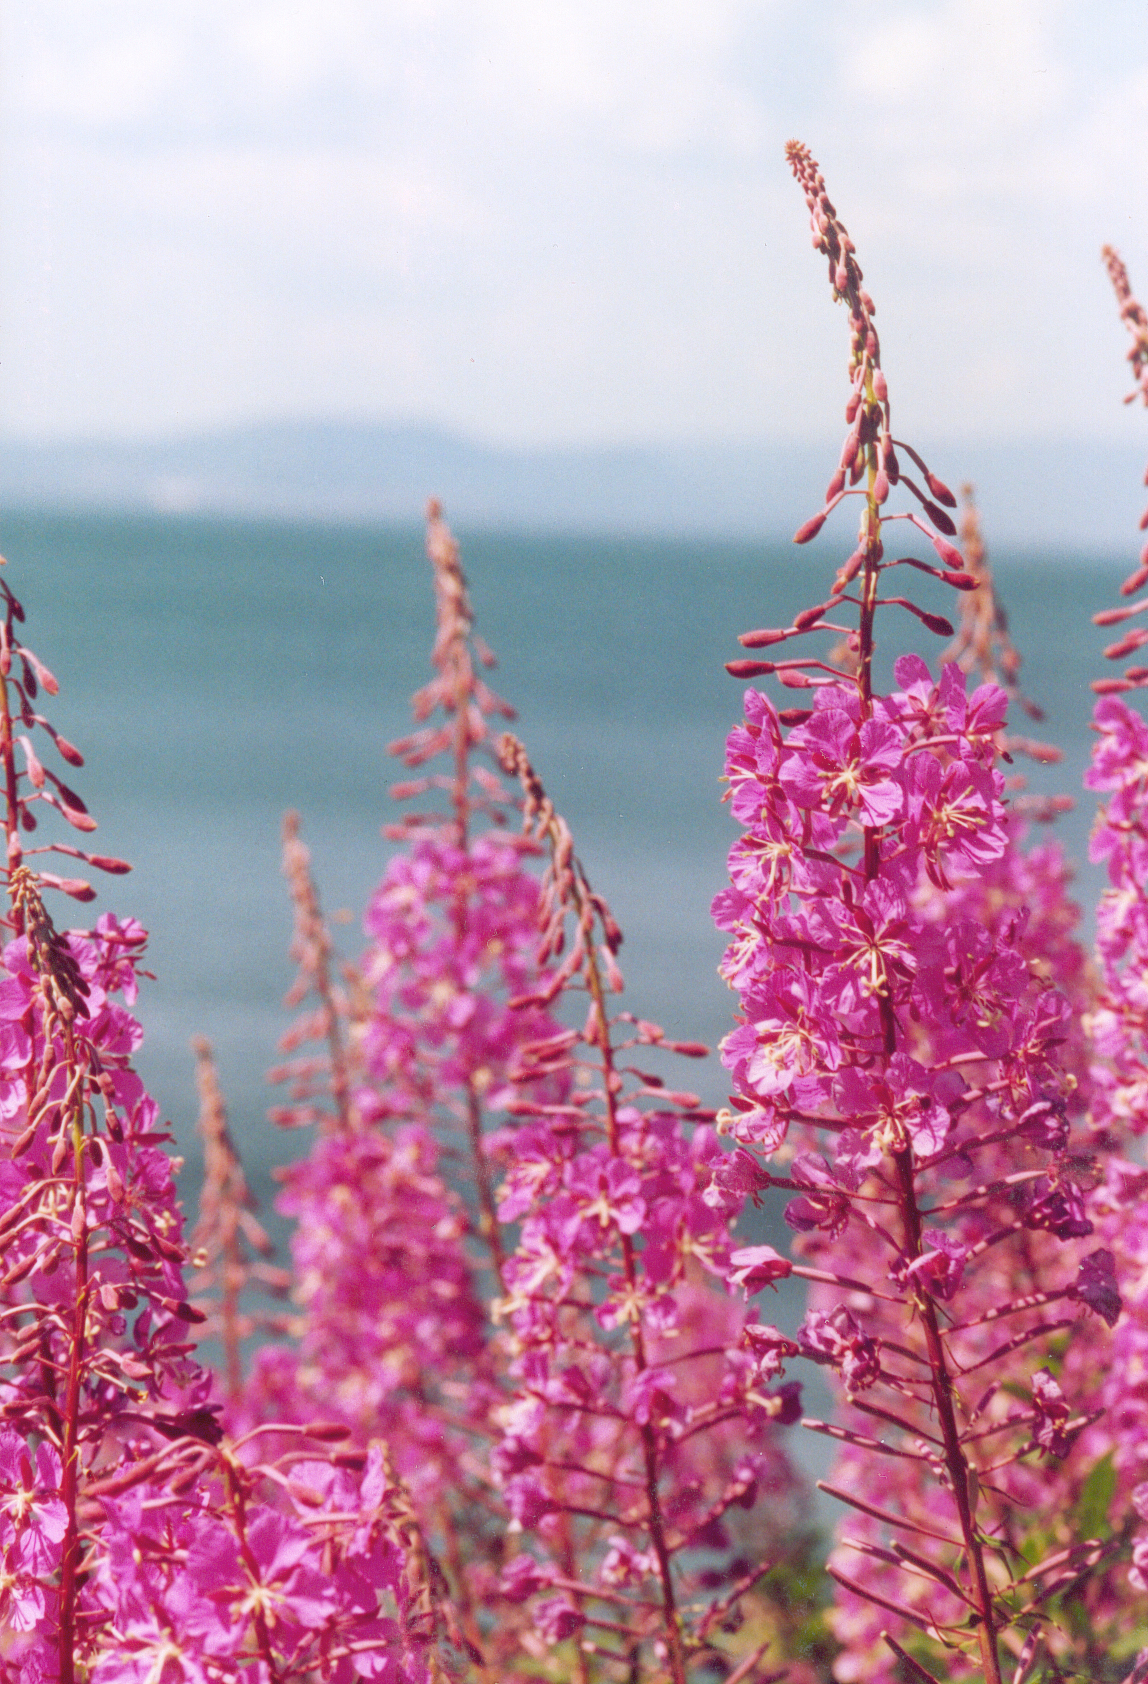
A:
1;420;1143;550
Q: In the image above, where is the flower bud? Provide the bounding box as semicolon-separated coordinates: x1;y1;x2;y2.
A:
794;510;828;545
726;659;776;678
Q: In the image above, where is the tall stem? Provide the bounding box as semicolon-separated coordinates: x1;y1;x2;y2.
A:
449;644;507;1282
893;1153;1002;1684
0;636;23;928
57;1029;88;1684
224;1459;284;1683
465;1077;505;1279
854;419;1002;1684
584;939;686;1684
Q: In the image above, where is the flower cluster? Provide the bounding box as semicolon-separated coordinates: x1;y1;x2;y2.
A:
492;733;804;1684
0;566;442;1681
711;143;1115;1684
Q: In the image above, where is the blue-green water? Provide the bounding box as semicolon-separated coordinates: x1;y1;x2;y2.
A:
0;509;1124;1231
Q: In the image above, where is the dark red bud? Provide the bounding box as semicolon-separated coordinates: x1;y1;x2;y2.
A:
925;472;957;508
919;610;955;636
54;736;84;767
726;659;776;678
738;628;787;648
794;604;830;630
944;570;978;591
923;500;958;537
1121;564;1148;597
778;707;814;725
1139;507;1148;531
794;511;828;545
1094;604;1139;626
777;670;813;688
931;536;964;571
873;370;888;403
1105;628;1148;660
1093;677;1135;693
825;469;846;501
873;469;890;505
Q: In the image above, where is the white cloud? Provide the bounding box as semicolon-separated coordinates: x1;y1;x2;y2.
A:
1;0;1147;445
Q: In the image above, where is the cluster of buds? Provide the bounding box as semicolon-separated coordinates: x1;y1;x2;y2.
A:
1090;248;1148;696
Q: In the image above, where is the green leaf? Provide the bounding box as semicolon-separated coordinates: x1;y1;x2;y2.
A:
1074;1451;1116;1542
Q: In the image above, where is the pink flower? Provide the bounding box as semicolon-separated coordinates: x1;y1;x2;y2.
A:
726;1245;793;1295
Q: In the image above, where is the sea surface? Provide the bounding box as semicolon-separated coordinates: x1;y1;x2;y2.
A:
0;508;1127;1292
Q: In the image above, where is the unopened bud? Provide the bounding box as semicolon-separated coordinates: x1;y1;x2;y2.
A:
794;603;830;630
931;536;964;571
726;659;776;678
923;499;958;537
17;737;45;790
793;511;828;545
1105;628;1148;661
16;646;58;696
924;471;957;508
90;855;132;875
54;734;84;767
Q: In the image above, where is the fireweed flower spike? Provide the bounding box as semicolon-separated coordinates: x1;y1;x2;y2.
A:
806;503;1118;1676
943;485;1069;801
368;498;560;1281
0;560;211;1671
1092;248;1148;698
1078;246;1148;1635
1088;253;1148;1144
243;813;490;1519
269;809;355;1134
0;562;444;1680
712;143;1109;1684
188;1034;291;1402
242;509;573;1668
495;733;803;1684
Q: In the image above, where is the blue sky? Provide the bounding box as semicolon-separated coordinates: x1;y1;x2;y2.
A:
2;1;1146;446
